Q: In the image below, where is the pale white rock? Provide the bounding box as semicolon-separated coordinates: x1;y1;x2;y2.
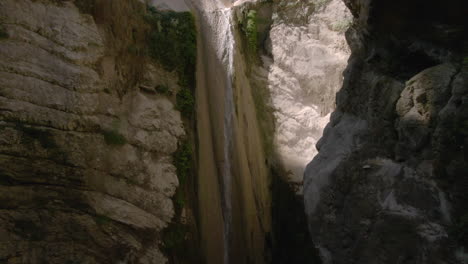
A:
265;0;351;183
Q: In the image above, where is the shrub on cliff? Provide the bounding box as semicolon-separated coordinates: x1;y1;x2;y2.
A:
245;10;258;55
145;7;197;119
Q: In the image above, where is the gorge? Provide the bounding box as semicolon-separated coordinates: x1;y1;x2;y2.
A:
0;0;466;264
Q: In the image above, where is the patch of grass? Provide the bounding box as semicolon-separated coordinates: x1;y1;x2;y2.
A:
102;130;127;145
145;7;197;119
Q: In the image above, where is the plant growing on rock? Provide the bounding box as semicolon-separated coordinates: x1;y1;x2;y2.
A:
245;10;258;55
145;7;197;119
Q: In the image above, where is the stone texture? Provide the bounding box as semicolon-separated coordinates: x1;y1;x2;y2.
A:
264;0;351;183
304;0;468;263
0;0;185;263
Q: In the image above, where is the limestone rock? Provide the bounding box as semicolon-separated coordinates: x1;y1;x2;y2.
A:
303;0;468;263
0;0;185;263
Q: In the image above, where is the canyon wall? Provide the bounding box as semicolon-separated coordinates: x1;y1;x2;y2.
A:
304;0;468;263
265;0;351;185
0;0;188;263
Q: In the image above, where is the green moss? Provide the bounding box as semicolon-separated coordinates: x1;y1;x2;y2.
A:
176;86;195;118
102;130;127;145
245;10;258;55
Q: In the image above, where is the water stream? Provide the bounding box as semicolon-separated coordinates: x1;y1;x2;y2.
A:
188;0;237;262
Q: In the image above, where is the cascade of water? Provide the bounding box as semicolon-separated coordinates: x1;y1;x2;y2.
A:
221;7;235;264
189;0;236;262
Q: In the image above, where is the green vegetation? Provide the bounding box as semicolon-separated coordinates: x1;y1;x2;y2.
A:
155;84;173;96
246;10;258;53
162;222;189;250
173;140;193;187
240;10;259;56
160;140;194;254
145;7;197;119
176;86;195;118
102;130;127;145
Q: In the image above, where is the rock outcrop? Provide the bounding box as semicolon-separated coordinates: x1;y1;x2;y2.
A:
304;0;467;263
0;0;186;263
265;0;351;184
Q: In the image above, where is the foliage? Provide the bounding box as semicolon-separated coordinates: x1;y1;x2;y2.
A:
162;222;189;250
173;140;193;187
155;84;172;95
176;87;195;118
102;130;127;145
245;10;258;55
145;7;197;119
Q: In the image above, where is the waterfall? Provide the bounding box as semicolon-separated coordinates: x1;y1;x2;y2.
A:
221;7;235;264
189;0;237;262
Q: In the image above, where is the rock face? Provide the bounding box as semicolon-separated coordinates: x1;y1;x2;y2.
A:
0;0;185;263
265;0;351;184
304;0;468;263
